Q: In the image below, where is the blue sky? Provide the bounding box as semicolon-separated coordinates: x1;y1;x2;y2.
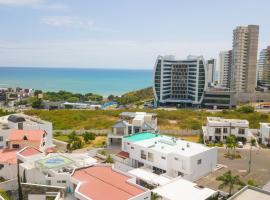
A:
0;0;269;69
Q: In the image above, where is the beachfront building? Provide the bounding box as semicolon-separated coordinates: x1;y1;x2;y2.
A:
153;55;207;108
107;112;158;146
202;117;250;143
259;123;270;146
17;149;97;192
228;185;270;200
152;178;217;200
70;165;151;200
121;132;217;181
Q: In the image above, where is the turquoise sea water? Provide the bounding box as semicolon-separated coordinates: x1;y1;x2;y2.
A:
0;67;152;96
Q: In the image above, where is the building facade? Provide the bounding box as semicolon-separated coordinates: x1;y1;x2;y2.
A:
107;112;157;146
206;59;216;87
121;132;217;181
153;55;206;107
219;50;232;88
202;117;250;143
259;123;270;146
230;25;259;93
257;46;270;88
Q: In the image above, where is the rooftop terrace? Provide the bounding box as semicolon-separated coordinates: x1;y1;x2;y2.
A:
123;132;160;142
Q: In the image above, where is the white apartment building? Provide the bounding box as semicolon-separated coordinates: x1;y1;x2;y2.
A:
203;117;250;143
259;123;270;146
219;50;232;88
107;112;157;146
121;132;217;181
206;59;216;87
0;114;54;149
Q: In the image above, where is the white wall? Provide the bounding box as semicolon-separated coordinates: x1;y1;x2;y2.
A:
0;163;17;180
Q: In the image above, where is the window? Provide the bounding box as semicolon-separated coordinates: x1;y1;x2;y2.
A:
18;122;23;130
12;144;20;149
238;129;245;135
148;152;153;162
197;159;202;165
215;128;221;134
0;136;3;142
140;150;146;160
174;157;179;161
161;156;166;160
131;146;134;149
223;128;228;133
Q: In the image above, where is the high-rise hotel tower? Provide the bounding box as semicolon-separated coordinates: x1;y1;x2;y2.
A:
153;55;206;107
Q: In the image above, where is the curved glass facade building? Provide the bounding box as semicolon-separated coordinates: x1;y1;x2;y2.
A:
153;55;206;107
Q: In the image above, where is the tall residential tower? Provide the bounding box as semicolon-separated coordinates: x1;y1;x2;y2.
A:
219;50;232;88
230;25;259;93
258;46;270;87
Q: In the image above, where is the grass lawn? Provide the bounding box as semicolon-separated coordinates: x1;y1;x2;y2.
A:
25;107;270;131
54;134;106;148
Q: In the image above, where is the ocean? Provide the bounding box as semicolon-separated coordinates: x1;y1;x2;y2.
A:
0;67;152;96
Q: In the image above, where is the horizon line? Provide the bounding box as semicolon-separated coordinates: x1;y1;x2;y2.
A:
0;66;153;71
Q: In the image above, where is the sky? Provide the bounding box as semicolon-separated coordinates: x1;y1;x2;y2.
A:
0;0;269;69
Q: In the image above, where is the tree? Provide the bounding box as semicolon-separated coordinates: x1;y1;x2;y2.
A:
248;138;257;173
107;95;115;101
226;136;237;158
105;155;114;164
216;170;244;196
67;97;79;103
34;90;43;97
82;132;95;143
66;132;83;151
31;99;44;109
151;192;161;200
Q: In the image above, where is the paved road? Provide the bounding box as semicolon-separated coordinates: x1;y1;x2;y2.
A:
196;148;270;192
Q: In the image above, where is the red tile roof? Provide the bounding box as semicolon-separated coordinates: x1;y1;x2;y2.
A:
72;166;145;200
117;151;129;159
8;130;45;142
18;146;42;157
0;149;17;164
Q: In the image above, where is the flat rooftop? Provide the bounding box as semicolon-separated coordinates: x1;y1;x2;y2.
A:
72;165;147;200
152;178;216;200
127;133;212;156
207;117;249;124
123;132;160;142
228;186;270;200
37;155;74;169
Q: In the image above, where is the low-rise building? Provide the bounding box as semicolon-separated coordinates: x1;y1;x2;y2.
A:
107;112;157;146
121;132;217;181
152;178;217;200
202;117;250;143
70;165;151;200
228;185;270;200
0;114;54;149
17;149;97;192
259;123;270;146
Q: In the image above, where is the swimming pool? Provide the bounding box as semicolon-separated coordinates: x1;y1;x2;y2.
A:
37;155;73;169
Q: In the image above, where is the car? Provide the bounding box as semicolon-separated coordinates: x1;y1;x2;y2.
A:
237;141;244;148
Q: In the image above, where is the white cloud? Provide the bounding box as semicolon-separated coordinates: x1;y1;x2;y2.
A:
41;16;96;29
0;0;67;10
0;39;231;69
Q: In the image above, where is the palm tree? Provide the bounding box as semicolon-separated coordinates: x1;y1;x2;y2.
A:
151;192;161;200
216;170;244;196
248;138;256;173
226;136;237;158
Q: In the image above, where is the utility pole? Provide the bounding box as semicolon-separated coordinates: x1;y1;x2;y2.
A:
248;144;252;173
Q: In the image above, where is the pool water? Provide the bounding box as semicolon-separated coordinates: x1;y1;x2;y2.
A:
123;132;160;142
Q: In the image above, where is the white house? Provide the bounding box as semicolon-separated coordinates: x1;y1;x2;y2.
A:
121;132;217;181
16;148;97;193
152;178;217;200
107;112;158;146
202;117;250;143
259;123;270;146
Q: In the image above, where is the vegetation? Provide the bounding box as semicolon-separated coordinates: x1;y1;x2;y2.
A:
66;132;83;151
105;155;114;164
0;189;12;200
108;87;153;105
24;105;270;130
82;132;96;143
151;192;161;200
216;170;245;196
0;109;13;117
247;179;259;187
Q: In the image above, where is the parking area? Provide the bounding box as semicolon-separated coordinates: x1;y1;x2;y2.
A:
196;148;270;193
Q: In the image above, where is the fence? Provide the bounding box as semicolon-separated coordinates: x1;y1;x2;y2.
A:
159;129;200;136
54;129;109;135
